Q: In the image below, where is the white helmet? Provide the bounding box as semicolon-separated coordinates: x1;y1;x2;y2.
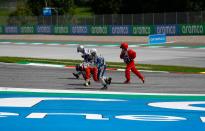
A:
77;45;84;53
90;48;97;56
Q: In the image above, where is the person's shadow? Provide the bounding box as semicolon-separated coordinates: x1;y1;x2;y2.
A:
66;83;100;90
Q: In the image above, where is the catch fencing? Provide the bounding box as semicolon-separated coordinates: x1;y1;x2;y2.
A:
0;11;205;25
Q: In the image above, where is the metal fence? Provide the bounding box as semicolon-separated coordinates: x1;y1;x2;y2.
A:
1;11;205;25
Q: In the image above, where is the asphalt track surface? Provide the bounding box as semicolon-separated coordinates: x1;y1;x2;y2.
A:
0;43;205;67
0;43;204;93
0;63;205;93
1;43;205;131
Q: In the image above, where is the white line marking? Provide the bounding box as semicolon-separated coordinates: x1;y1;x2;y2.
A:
85;45;97;47
149;101;205;111
1;87;205;96
0;97;125;107
196;47;205;49
139;70;169;73
170;47;189;49
102;45;119;47
26;63;65;68
46;43;60;46
200;117;205;123
31;43;44;45
117;69;125;71
129;45;140;48
0;42;12;44
26;113;47;118
166;41;176;44
147;46;164;48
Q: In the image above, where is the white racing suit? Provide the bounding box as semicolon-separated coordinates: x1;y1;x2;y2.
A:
74;48;93;78
94;55;111;87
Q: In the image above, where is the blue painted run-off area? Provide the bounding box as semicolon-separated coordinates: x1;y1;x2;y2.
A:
0;92;205;131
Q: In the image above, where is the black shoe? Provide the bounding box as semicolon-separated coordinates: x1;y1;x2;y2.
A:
142;79;145;84
105;77;112;85
101;85;108;90
84;82;89;87
73;73;79;79
84;81;91;87
107;77;112;85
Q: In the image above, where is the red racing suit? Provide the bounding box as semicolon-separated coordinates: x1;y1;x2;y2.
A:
83;62;98;82
120;49;144;82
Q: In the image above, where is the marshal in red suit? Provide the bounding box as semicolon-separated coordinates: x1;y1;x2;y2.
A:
120;42;145;84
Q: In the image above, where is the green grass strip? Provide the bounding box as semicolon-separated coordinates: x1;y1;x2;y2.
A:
0;56;205;73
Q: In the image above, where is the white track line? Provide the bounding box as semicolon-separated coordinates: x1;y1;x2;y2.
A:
0;42;12;44
26;63;65;68
1;87;205;96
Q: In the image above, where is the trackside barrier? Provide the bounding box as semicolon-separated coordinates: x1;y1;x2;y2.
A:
179;24;205;35
53;26;70;34
1;24;205;35
109;25;131;35
155;25;179;36
132;25;154;36
90;25;109;35
4;26;19;34
36;25;52;34
71;25;89;35
20;26;35;34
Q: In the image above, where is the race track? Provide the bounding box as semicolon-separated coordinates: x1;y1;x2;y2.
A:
0;63;205;93
1;42;205;131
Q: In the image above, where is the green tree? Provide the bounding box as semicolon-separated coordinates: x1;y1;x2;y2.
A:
187;0;205;11
90;0;122;14
90;0;205;14
8;0;34;25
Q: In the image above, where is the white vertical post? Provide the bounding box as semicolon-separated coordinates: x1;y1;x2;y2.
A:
201;10;203;24
164;12;166;24
132;14;134;25
112;14;113;25
93;15;95;25
187;12;189;24
176;12;178;24
103;15;104;25
153;13;155;25
122;14;123;25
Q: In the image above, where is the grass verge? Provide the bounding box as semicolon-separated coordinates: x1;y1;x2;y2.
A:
0;56;205;73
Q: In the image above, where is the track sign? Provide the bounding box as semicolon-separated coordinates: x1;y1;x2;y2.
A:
43;7;52;16
148;34;166;44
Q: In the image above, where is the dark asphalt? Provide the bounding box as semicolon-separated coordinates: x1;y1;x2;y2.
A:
0;63;205;94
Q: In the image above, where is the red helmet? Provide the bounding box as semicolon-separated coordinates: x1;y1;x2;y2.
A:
120;42;128;49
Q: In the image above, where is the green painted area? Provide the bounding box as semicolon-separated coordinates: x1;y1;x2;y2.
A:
1;91;205;100
0;56;205;73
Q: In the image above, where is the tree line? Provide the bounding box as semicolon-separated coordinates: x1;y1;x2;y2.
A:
90;0;205;14
8;0;205;16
